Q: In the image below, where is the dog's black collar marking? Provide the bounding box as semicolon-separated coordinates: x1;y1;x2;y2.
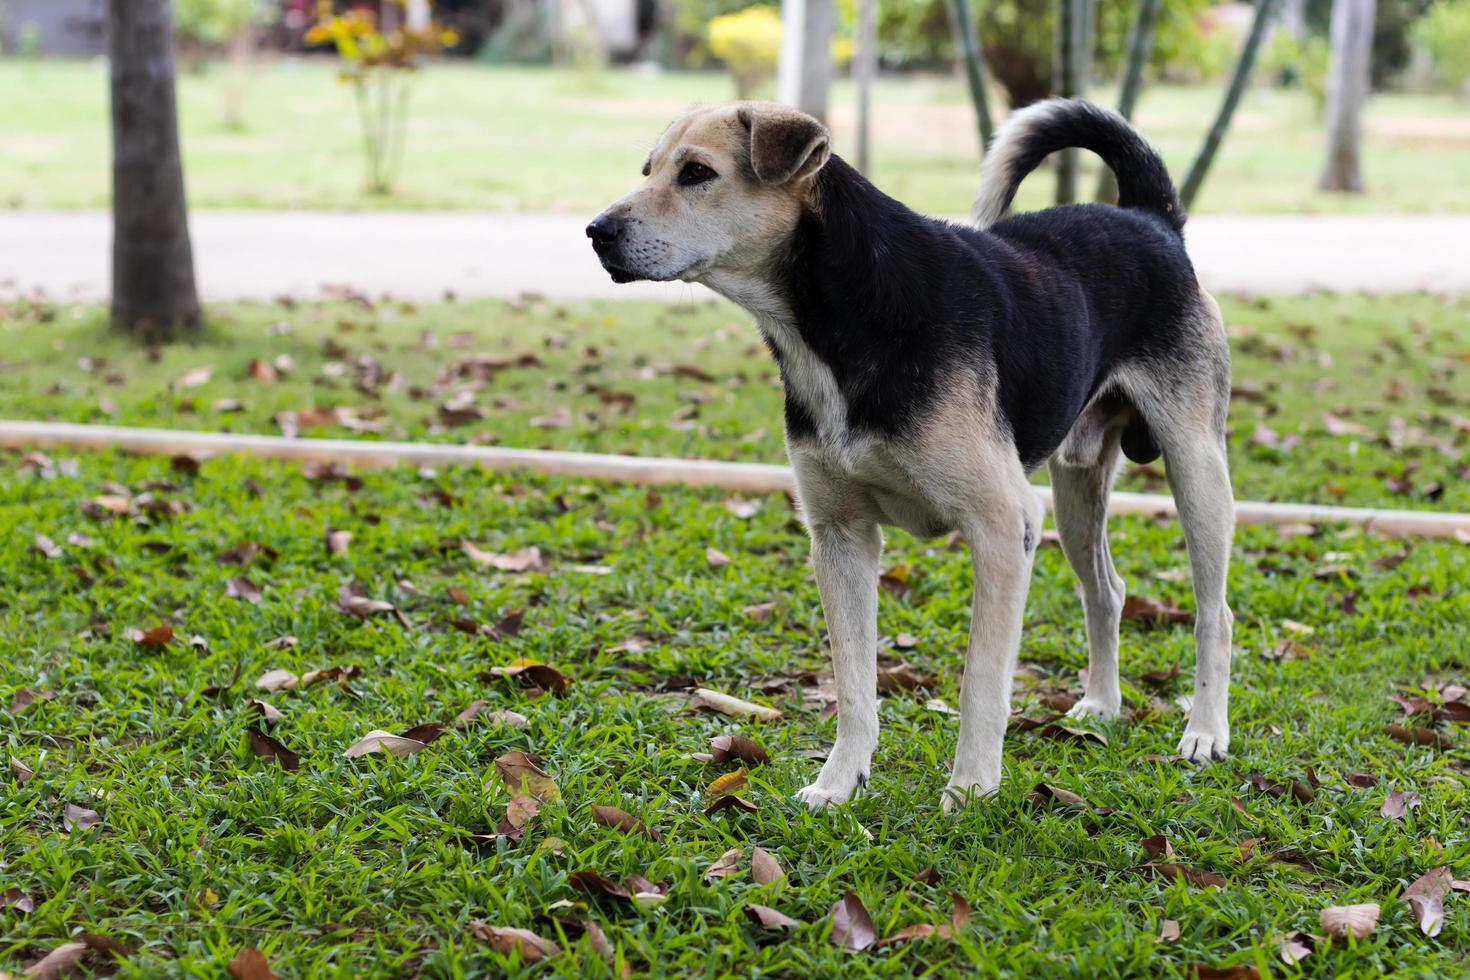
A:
769;155;1196;470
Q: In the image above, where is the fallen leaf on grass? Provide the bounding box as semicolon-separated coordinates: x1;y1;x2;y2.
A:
227;948;277;980
1159;919;1181;943
23;942;88;979
299;665;358;687
1122;596;1194;627
247;725;300;771
568;871;667;909
463;542;545;572
32;533;62;559
707;768;749;797
325;528;353;556
912;867;941;886
694;688;781;721
487;661;571;695
255;669;298;692
10;756;35;783
1139;863;1226;889
752;847;785;886
876;664;932;692
1038;723;1108;747
1380;791;1421;819
226;577;262;604
174;365;214;390
1279;930;1314;964
745;904;800;929
725;497;761;519
1140;835;1173;860
580;919;626;977
876;894;970;946
454;700;528;729
495;751;559;801
590;804;661;841
1384;724;1450;749
1190;965;1260;979
706;546;732;568
1404;867;1451;938
7;688;55;714
62;803;101;832
705;795;759;815
469;923;560;962
343;730;428;758
1025;783;1089;812
129;624;175;649
711;734;769;766
1319;903;1379;939
497;794;540;843
743;601;776;620
830;892;876;951
247;700;284;724
3;888;34;913
706;848;742;879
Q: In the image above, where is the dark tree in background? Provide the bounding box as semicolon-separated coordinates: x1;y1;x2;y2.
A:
109;0;200;340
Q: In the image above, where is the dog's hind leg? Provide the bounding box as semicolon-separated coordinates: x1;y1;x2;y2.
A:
945;470;1044;812
1049;422;1126;720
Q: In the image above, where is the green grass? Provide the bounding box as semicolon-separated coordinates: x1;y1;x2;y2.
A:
4;60;1470;216
2;292;1468;976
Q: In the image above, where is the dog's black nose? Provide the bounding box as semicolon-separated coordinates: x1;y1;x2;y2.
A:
586;214;622;250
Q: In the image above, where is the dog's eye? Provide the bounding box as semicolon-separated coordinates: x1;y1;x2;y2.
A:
678;162;717;186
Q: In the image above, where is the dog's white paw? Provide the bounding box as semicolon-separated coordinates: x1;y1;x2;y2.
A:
1066;696;1121;721
1177;722;1230;765
795;782;854;809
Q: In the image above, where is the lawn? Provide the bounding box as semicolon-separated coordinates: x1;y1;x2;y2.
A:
1;291;1468;976
5;60;1470;217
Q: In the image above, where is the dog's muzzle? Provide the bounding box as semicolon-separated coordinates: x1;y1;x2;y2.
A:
586;212;639;283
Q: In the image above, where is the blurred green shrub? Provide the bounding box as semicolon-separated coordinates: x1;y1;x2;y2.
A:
1263;30;1329;111
1414;0;1470;92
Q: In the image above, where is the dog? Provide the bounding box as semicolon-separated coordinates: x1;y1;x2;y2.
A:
587;99;1234;811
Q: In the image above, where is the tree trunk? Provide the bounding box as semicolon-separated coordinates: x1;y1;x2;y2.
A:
854;0;878;173
1097;0;1159;203
1178;0;1279;211
777;0;834;121
1053;0;1089;204
108;0;200;340
947;0;994;150
1318;0;1375;192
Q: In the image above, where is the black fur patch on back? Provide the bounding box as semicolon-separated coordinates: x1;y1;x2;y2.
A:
771;156;1200;471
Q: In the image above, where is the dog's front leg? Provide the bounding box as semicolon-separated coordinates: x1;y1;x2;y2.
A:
796;518;882;808
946;496;1041;812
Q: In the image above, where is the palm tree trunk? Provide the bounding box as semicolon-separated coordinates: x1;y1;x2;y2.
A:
854;0;879;173
947;0;994;150
1053;0;1089;203
1318;0;1375;192
1178;0;1280;210
108;0;200;340
1097;0;1160;203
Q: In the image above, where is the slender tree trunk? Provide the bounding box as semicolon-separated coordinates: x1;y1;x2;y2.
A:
1053;0;1089;203
947;0;994;150
854;0;878;173
223;28;255;132
1318;0;1375;192
1097;0;1159;203
1178;0;1279;211
778;0;834;121
108;0;200;340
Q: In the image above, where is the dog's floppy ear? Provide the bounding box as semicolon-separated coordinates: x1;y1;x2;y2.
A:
737;105;831;185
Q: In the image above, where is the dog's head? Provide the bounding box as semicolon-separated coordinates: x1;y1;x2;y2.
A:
586;102;830;286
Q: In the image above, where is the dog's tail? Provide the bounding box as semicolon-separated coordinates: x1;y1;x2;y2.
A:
972;98;1184;236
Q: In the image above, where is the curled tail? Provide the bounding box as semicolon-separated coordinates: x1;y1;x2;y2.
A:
972;98;1185;236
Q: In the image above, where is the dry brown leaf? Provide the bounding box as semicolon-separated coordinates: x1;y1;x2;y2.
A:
745;904;800;930
130;624;175;649
1025;782;1089;811
227;948;277;980
10;756;35;783
1404;867;1451;938
1140;863;1227;889
705;795;759;815
1319;903;1379;939
495;750;559;801
1159;919;1181;943
32;533;62;559
62;803;101;832
3;887;34;913
463;542;545;572
1278;931;1313;964
751;847;785;886
343;730;427;758
705;546;732;568
707;768;750;798
706;848;742;879
497;794;540;842
8;687;56;714
454;700;528;729
830;892;876;951
247;699;285;724
710;734;769;766
1380;790;1421;819
23;942;88;979
1140;834;1173;860
590;804;661;841
1037;723;1108;747
743;601;776;620
694;688;781;721
469;923;560;962
1122;595;1194;627
226;577;262;604
247;725;300;771
254;669;298;692
1384;724;1449;749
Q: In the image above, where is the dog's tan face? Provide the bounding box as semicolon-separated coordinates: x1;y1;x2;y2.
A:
587;102;831;285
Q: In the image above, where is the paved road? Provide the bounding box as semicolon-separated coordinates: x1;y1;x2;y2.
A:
3;210;1468;303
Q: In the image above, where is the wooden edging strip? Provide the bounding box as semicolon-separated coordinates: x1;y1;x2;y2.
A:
1;420;1467;540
